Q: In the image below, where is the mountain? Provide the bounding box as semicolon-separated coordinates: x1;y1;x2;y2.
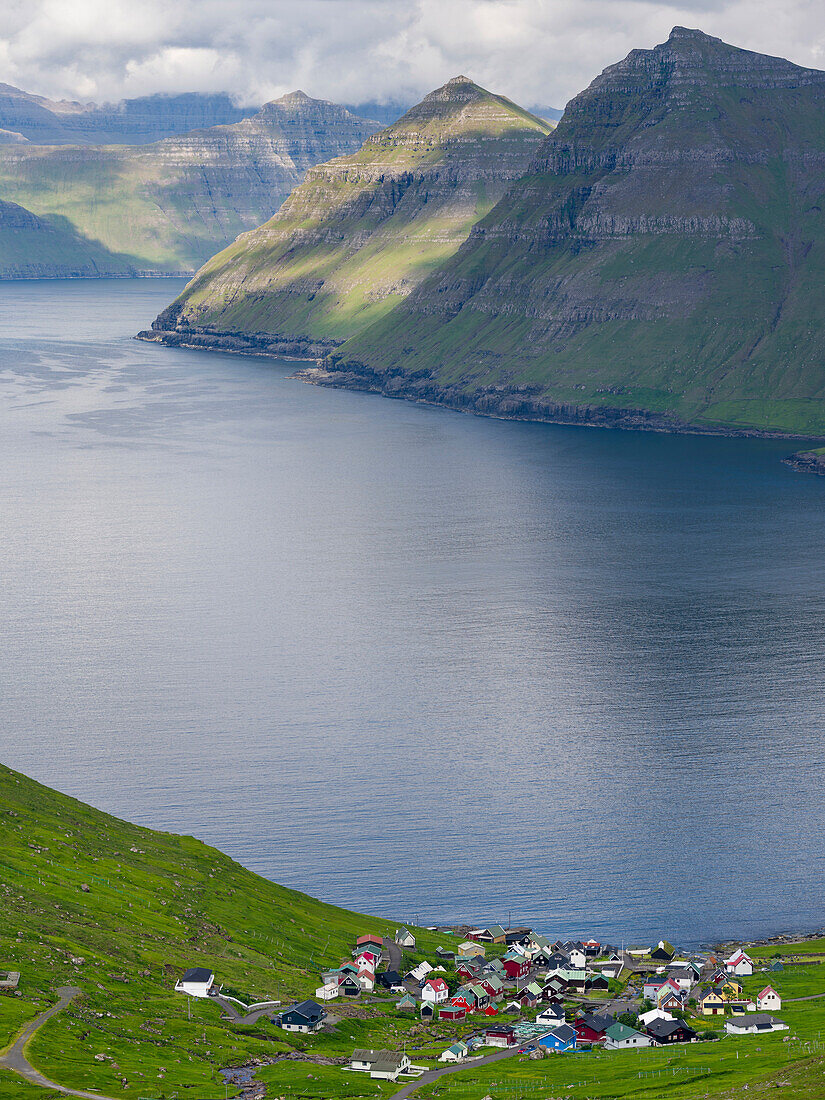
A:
0;94;382;277
0;199;136;277
140;77;552;355
300;30;825;439
0;84;259;144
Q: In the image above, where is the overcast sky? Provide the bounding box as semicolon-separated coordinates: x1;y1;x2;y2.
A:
2;0;825;110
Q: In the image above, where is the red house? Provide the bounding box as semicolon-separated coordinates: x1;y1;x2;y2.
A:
502;957;530;980
439;1003;467;1021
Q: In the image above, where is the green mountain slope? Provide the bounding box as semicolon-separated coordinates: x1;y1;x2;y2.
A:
309;29;825;438
0;94;381;277
0;199;136;276
0;763;442;1097
141;77;552;354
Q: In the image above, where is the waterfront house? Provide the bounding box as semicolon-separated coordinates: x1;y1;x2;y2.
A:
757;986;781;1011
604;1023;652;1050
279;1000;326;1034
725;1015;788;1036
469;925;507;944
175;968;215;998
645;1018;696;1045
395;928;416;948
538;1024;577;1052
529;934;554;954
725;949;754;976
422;977;449;1003
440;1041;470;1063
650;940;676;962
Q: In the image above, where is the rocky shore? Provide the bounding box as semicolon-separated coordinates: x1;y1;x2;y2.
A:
782;449;825;475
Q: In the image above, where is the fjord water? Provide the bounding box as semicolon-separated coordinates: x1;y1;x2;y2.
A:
1;279;824;947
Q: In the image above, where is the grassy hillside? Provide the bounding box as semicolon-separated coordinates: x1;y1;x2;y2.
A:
0;763;446;1098
318;29;825;439
0;95;381;276
145;78;551;347
3;762;825;1100
0;199;136;277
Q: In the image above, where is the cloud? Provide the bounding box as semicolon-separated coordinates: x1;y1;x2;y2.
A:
1;0;824;110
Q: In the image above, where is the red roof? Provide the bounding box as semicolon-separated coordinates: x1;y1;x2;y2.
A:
483;1005;498;1015
758;986;777;999
357;934;382;945
425;977;448;992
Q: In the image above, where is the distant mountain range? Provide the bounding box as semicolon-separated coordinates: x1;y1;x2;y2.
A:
146;28;825;439
0;93;381;276
143;78;552;355
0;84;259;145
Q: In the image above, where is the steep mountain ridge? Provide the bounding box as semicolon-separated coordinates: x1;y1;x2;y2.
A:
141;77;552;353
0;94;382;276
299;29;825;438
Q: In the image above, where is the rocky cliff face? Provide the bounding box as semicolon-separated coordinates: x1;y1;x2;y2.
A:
143;77;551;347
318;29;825;438
0;94;382;276
0;84;260;144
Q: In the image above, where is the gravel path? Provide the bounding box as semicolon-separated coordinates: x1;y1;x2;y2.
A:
0;986;119;1100
389;1046;522;1099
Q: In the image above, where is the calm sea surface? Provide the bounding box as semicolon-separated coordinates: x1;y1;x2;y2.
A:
1;279;824;947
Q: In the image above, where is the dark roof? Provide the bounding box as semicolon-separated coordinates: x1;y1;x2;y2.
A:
550;1024;577;1042
646;1018;695;1039
579;1012;615;1033
181;967;213;983
285;1000;325;1021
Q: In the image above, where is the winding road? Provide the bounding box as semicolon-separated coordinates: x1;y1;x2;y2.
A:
0;986;119;1100
389;1046;522;1100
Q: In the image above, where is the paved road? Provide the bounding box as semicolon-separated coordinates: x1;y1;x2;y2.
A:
0;986;120;1100
786;991;825;1002
212;994;281;1025
384;936;403;973
389;1046;522;1100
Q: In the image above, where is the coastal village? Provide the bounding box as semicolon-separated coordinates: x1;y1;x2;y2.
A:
177;923;797;1089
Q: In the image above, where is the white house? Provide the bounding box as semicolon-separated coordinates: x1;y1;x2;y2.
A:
439;1041;469;1063
421;977;449;1003
536;1003;565;1028
568;948;587;969
354;952;378;971
357;968;375;992
395;927;416;948
350;1050;412;1081
725;949;754;976
757;986;782;1012
409;961;434;984
725;1014;788;1036
315;983;339;1002
638;1008;674;1027
175;967;215;998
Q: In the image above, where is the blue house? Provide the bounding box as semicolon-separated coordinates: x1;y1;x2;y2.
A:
538;1024;577;1052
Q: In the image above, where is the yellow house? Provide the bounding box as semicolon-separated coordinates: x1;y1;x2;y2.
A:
721;979;743;1001
697;989;726;1016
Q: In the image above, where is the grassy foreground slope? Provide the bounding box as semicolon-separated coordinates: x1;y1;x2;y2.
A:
323;28;825;438
0;763;445;1097
143;78;551;352
0;95;380;276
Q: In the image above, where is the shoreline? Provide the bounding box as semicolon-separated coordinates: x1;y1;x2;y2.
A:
137;328;825;457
